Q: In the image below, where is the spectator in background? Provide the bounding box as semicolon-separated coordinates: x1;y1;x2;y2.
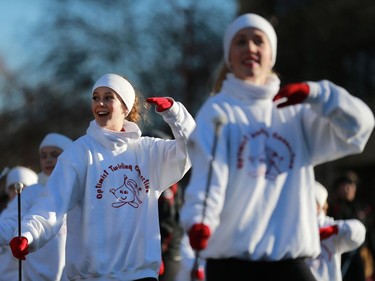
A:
4;166;38;201
0;166;38;281
307;181;366;281
158;180;184;281
328;171;374;281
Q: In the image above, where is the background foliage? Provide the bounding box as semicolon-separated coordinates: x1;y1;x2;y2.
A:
1;0;375;202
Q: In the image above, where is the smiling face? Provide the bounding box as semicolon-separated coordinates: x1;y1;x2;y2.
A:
91;86;128;131
229;27;273;85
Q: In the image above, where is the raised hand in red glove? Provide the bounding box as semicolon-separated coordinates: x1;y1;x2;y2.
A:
9;236;29;260
319;225;339;241
188;223;211;251
273;83;310;108
146;97;173;112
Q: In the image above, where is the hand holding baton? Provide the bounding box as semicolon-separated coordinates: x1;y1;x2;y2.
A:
14;182;24;281
191;114;227;281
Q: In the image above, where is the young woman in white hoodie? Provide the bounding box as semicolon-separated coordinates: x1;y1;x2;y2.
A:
9;73;196;281
180;13;374;280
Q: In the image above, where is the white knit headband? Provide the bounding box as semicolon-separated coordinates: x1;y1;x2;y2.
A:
92;73;135;115
6;166;38;194
39;133;73;152
224;13;277;68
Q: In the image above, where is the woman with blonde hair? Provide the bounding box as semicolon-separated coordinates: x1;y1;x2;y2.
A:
181;13;374;280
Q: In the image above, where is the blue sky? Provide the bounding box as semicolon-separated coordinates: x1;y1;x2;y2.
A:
0;0;236;73
0;0;44;70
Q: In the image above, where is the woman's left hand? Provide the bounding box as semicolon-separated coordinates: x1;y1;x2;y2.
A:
146;97;174;112
273;83;310;108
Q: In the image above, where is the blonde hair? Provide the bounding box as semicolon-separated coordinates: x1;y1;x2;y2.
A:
211;61;230;95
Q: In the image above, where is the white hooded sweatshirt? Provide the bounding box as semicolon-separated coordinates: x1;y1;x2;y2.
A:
18;101;195;280
181;74;374;261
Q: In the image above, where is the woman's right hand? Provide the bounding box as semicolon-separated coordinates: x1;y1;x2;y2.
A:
9;236;29;260
188;223;211;251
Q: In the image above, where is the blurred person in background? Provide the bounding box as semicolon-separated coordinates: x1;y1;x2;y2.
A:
4;166;38;201
307;181;366;281
328;171;375;281
158;180;184;281
0;133;73;281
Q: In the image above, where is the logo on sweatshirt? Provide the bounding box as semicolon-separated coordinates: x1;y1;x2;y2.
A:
237;128;295;180
94;163;150;208
110;175;142;208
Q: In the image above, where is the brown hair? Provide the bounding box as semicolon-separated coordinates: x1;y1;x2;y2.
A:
126;89;150;127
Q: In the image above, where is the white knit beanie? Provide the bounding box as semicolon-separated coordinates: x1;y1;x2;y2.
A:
314;181;328;208
223;13;277;68
92;73;135;116
39;133;73;152
5;166;38;194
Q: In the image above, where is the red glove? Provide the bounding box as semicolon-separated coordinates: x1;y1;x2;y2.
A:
319;225;339;241
9;237;29;260
273;83;310;108
188;223;211;251
159;259;165;275
146;97;173;112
